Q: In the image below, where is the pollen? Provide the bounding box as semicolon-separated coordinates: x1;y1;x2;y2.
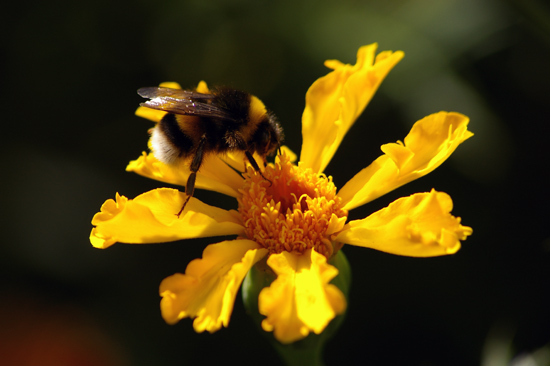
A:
238;154;348;258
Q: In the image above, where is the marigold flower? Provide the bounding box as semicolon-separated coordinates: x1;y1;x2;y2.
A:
90;43;473;344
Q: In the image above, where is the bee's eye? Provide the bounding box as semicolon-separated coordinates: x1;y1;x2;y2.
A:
252;124;271;147
260;129;271;145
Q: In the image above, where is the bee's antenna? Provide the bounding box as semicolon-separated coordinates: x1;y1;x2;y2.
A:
245;151;272;186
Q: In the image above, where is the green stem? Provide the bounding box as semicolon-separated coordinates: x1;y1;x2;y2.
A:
272;341;325;366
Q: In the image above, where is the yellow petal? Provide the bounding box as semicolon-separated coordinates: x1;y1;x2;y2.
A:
259;249;346;344
159;240;268;333
90;188;244;248
338;111;473;210
126;151;244;197
221;150;265;173
300;43;404;174
220;146;297;175
160;81;183;89
279;145;298;163
135;106;167;123
195;80;210;93
335;190;472;257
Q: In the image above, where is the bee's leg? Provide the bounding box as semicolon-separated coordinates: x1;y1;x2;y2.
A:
176;136;207;218
176;175;195;218
245;151;272;186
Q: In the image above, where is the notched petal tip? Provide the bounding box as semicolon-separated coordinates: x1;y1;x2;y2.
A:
258;250;346;344
339;111;473;210
300;43;404;174
336;190;472;257
159;240;268;333
388;111;473;175
90;193;128;249
89;188;245;248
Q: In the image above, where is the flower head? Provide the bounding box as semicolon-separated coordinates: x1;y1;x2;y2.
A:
90;43;473;344
238;154;348;258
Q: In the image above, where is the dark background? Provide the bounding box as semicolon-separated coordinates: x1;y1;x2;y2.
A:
2;0;549;365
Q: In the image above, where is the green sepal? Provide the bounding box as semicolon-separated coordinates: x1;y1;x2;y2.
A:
242;250;352;366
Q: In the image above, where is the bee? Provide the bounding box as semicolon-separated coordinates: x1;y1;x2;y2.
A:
137;85;283;217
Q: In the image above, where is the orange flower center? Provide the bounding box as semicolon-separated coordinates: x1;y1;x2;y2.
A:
238;154;348;258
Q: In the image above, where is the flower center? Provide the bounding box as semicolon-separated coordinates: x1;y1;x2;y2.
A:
238;154;348;258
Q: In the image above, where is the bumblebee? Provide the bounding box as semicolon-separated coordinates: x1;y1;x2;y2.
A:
137;85;283;217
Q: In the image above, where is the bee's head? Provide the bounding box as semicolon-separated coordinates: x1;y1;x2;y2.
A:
247;95;283;158
255;113;283;158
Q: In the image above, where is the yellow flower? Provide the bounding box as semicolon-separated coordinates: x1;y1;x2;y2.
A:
90;43;473;344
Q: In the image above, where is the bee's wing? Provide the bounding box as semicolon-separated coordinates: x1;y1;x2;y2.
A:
137;87;215;100
137;87;234;120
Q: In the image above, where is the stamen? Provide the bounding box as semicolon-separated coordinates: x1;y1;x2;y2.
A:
238;154;348;258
